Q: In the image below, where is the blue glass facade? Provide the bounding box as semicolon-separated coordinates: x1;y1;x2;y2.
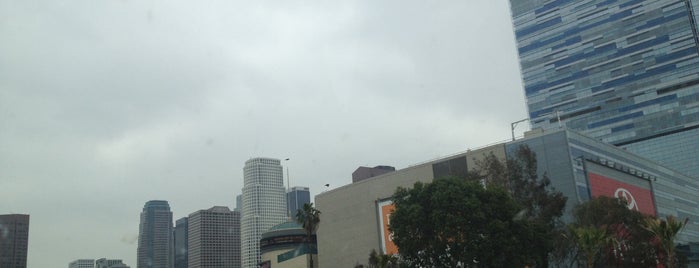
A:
286;186;311;216
510;0;699;178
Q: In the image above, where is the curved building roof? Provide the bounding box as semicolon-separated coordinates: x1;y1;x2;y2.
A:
262;221;305;239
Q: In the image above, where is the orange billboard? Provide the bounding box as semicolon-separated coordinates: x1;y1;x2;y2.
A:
377;200;398;255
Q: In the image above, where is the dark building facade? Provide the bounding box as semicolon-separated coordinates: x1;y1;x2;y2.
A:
508;0;699;178
174;217;188;268
137;200;173;268
286;186;311;216
0;214;29;268
352;165;396;183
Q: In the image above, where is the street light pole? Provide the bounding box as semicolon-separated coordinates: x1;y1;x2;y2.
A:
511;118;529;141
284;158;291;218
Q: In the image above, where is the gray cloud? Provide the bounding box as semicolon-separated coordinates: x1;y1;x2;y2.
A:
0;0;527;266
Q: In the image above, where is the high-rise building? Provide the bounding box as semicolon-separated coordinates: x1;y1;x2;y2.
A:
286;186;311;216
95;258;130;268
0;214;30;268
69;259;94;268
508;0;699;178
137;200;173;268
187;206;241;268
235;194;242;212
241;157;287;268
174;217;188;268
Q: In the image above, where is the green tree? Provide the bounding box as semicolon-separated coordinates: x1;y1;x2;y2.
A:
390;176;534;267
368;249;399;268
295;202;321;268
569;196;656;267
643;215;688;268
568;226;612;268
474;146;568;267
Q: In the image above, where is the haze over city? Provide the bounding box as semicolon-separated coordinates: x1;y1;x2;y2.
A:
0;1;526;266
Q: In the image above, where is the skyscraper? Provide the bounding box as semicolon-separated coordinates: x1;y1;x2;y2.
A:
508;0;699;178
286;186;311;216
174;217;188;268
187;206;240;268
137;200;173;268
241;157;287;268
0;214;29;268
235;194;242;212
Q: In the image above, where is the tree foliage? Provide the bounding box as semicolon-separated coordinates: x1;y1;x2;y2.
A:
564;196;691;267
295;203;321;268
573;196;657;266
390;176;537;267
643;215;688;268
474;146;568;267
389;145;567;267
567;226;612;268
368;249;400;268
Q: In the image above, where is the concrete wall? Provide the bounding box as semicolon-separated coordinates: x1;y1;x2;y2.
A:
315;163;434;267
315;144;505;267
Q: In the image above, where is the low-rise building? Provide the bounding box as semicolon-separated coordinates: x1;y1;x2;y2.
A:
259;221;317;268
315;129;699;267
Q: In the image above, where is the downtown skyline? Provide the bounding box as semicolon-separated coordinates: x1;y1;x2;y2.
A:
1;1;528;266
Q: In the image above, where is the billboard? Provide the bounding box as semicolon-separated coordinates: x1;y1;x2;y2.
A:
588;172;656;215
377;199;399;255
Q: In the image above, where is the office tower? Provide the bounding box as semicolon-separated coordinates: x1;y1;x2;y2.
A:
241;157;287;268
187;206;241;268
95;258;130;268
352;165;396;183
235;194;242;212
0;214;29;268
174;217;188;268
69;259;94;268
286;186;311;216
137;200;173;268
508;0;699;178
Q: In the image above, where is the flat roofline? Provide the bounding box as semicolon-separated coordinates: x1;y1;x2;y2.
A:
317;143;507;198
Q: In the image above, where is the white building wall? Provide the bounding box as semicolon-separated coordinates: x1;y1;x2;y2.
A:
240;158;287;268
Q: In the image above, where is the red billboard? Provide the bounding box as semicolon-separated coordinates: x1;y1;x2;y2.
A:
588;172;656;215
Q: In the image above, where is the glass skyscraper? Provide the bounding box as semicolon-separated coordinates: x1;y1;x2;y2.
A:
173;217;188;268
240;158;287;268
509;0;699;178
0;214;29;268
286;186;311;217
137;200;173;268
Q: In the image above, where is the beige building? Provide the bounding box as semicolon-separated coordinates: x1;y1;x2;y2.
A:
315;129;699;267
315;145;505;267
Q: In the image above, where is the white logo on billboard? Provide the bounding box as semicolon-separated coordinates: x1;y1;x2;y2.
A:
614;188;638;211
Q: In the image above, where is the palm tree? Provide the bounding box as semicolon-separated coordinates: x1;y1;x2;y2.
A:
296;202;321;268
569;226;611;268
643;215;688;268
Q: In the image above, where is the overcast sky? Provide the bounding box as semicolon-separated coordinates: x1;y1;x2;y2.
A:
0;1;528;266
